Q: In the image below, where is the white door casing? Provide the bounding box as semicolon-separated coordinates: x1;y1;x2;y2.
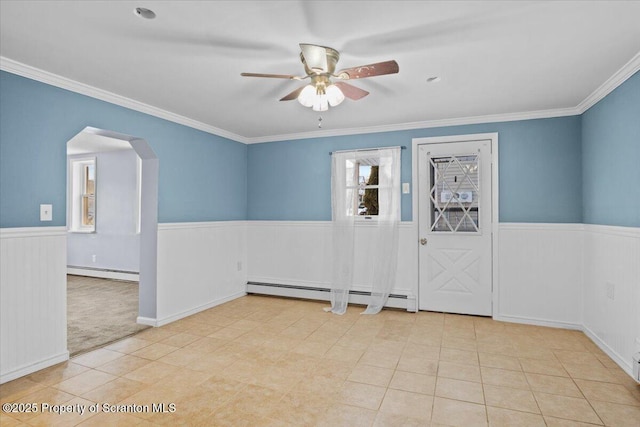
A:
414;135;497;316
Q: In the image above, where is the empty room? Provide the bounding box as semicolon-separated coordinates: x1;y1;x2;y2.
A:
1;1;639;426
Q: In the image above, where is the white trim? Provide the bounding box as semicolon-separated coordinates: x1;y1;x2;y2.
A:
499;223;585;232
158;220;246;230
0;351;69;385
576;51;640;114
137;290;246;327
411;133;499;316
3;50;639;145
247;276;414;297
0;226;67;238
246;220;415;228
67;267;139;282
494;314;583;331
0;57;250;144
583;223;640;238
583;325;633;376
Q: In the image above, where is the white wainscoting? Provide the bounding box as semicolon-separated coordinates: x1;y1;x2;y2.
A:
495;223;584;329
154;222;247;326
583;224;640;375
0;227;68;384
246;221;418;309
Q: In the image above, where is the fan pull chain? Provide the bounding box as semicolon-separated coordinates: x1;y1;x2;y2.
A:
318;116;323;128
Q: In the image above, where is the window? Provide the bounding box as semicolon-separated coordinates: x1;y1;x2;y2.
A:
333;148;400;220
69;157;96;232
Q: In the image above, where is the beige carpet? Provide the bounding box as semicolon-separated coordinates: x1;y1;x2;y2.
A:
67;275;149;356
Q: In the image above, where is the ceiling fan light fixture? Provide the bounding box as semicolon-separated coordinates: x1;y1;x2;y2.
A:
134;7;156;19
312;94;329;112
297;85;316;107
326;84;345;107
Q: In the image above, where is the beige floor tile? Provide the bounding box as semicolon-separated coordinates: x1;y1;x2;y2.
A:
26;362;89;386
440;347;479;365
574;378;640;406
562;361;619;383
27;396;97;426
122;361;180;384
543;416;605;426
590;400;640;427
339;381;386;410
6;387;76;422
484;384;540;413
208;326;248;340
435;377;485;404
525;372;583;397
155;347;203;368
53;370;116;396
266;391;329;426
389;370;436;395
0;414;25;427
80;376;147;402
134;328;177;343
487;406;546;427
432;397;488;427
71;349;125;369
373;411;430;427
554;350;602;366
438;360;482;382
347;364;394;387
378;388;433;420
324;345;365;365
533;391;603;424
442;337;478;352
397;355;438;375
183;336;227;353
481;366;530;390
104;337;153;354
402;343;441;360
519;357;569;377
158;332;201;347
76;411;152;426
95;354;151;376
130;342;179;360
479;353;522;372
359;349;401;369
1;377;46;404
317;403;377;427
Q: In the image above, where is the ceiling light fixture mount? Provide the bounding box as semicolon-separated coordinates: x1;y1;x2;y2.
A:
134;7;156;20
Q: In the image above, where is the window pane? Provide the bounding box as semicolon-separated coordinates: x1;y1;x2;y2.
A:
82;195;95;226
429;155;479;232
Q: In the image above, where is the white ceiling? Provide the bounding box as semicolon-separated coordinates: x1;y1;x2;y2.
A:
1;1;639;142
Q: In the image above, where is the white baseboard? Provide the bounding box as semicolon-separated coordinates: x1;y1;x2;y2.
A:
0;351;69;384
494;314;583;331
67;267;139;282
583;325;632;376
138;291;247;327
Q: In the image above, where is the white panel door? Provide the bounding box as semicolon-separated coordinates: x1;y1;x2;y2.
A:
418;140;492;315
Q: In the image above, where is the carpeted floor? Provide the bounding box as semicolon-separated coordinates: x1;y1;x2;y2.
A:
67;275;149;356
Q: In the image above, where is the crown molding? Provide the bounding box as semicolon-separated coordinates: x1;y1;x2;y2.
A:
244;107;580;144
0;57;251;144
3;50;638;146
576;51;640;114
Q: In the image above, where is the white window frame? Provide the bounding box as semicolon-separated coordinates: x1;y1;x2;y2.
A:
68;157;96;233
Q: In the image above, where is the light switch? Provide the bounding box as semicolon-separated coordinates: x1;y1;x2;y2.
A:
402;182;410;194
40;204;53;221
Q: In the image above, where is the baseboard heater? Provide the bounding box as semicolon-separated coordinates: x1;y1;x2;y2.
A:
67;266;139;282
246;281;417;312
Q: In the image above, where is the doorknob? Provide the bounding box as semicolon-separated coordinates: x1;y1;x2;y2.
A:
420;238;428;246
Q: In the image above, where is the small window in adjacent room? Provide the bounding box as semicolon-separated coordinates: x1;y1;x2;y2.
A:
69;157;96;232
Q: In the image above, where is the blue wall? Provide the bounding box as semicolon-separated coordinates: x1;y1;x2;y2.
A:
582;71;640;227
0;71;247;227
248;116;583;223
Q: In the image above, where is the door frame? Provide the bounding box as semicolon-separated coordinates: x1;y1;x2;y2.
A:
412;133;500;317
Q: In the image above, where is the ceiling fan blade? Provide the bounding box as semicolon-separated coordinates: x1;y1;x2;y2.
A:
336;60;399;80
279;85;307;101
241;72;302;80
334;82;369;100
300;43;328;73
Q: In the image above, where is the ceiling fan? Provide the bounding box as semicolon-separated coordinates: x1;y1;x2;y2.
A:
241;43;399;111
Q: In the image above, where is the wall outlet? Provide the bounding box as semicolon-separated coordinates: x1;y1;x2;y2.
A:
605;282;615;300
402;182;410;194
92;254;97;263
40;204;53;221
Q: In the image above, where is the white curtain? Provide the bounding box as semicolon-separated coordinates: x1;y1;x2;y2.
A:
326;147;401;315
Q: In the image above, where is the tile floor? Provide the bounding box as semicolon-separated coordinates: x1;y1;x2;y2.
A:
1;295;639;426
